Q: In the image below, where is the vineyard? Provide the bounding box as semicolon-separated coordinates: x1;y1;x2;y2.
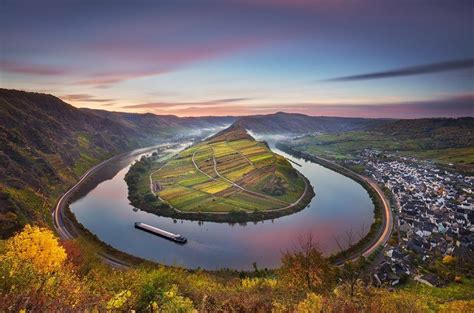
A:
151;126;307;213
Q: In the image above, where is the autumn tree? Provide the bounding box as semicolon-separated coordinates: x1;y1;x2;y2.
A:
0;225;89;311
2;224;66;274
279;234;335;295
338;256;367;297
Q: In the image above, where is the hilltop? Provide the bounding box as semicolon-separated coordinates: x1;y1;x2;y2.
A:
285;116;474;173
234;112;390;135
0;89;234;237
126;124;314;221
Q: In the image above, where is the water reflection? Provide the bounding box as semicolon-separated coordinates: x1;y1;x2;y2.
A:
70;146;374;270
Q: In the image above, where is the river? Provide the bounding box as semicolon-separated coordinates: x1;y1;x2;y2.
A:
70;146;374;270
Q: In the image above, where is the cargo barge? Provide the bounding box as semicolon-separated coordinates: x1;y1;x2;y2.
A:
134;222;187;244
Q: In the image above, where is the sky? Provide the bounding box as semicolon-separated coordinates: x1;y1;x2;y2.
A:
1;0;473;118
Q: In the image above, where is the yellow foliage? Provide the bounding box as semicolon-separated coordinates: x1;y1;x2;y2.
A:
161;285;196;312
106;290;132;310
442;255;456;265
440;300;474;312
370;290;429;313
296;293;323;313
2;224;67;275
271;301;289;313
242;277;277;289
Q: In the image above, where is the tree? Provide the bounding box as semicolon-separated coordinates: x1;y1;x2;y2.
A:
338;257;366;297
144;193;157;203
442;255;455;265
296;293;323;312
2;224;66;275
279;234;335;295
0;225;88;311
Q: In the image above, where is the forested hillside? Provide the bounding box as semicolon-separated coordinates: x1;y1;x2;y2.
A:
374;117;474;149
0;89;233;237
288;117;474;172
234;112;390;135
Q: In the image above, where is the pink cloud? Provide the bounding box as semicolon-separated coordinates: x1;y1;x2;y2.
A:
76;69;166;87
76;37;275;87
121;98;251;109
0;61;67;76
2;35;276;89
134;94;473;118
60;93;114;103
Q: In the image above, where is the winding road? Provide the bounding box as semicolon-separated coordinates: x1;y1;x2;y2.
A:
52;146;164;269
53;144;392;269
295;153;394;261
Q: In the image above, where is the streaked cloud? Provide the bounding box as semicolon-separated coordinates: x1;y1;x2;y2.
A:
1;1;473;118
0;61;67;76
122;98;252;109
163;94;474;118
327;59;474;82
61;94;115;103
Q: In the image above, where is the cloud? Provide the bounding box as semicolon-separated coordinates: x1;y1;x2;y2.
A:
60;93;114;103
152;94;474;118
121;98;251;109
0;61;67;76
279;94;474;118
76;37;272;87
75;69;168;87
326;59;474;82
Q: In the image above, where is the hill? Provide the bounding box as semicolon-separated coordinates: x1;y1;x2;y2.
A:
286;117;474;172
126;124;313;221
0;89;234;237
81;108;237;139
374;117;474;149
234;112;390;135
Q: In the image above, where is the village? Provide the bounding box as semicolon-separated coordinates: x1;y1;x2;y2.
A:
349;150;474;287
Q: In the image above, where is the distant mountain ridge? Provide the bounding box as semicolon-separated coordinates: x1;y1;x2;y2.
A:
81;108;237;139
373;117;474;149
233;112;391;135
0;89;234;237
1;88;472;237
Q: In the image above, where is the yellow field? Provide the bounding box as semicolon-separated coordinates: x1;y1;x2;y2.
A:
151;127;306;213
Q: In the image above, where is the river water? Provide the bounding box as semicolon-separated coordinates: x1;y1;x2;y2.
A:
70;146;374;270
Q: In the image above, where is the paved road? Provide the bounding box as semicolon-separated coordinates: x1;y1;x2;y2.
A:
52;146;164;269
360;177;393;257
54;143;390;270
302;154;393;260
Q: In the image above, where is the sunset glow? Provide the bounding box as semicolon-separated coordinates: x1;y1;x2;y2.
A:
1;1;473;117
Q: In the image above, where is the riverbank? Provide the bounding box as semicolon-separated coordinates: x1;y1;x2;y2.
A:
55;142;383;271
276;143;393;264
125;145;315;223
52;145;169;269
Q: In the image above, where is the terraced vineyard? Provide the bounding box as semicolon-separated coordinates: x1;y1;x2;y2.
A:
151;125;309;214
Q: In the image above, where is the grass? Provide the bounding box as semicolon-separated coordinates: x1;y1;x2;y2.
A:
295;131;474;172
151;128;306;214
401;146;474;168
72;132;114;176
399;278;474;310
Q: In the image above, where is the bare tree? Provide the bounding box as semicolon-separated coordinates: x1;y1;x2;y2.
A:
280;233;335;294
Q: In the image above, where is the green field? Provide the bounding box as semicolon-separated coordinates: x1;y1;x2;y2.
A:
293;131;474;173
151;126;306;213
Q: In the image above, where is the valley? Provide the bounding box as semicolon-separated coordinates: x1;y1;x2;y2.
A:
1;89;472;310
2;1;473;309
147;125;311;217
0;89;234;237
66;143;376;269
